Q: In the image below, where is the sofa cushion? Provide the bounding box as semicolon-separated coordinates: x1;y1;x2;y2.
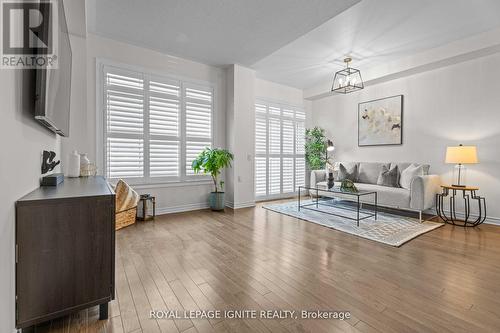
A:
338;163;358;182
400;164;425;190
316;181;328;190
390;162;430;175
358;162;389;184
355;183;411;208
377;165;399;187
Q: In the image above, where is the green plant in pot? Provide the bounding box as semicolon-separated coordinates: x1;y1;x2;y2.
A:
305;126;329;170
192;148;234;211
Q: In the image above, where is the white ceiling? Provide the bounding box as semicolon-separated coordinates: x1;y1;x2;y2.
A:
253;0;500;89
86;0;359;66
87;0;500;90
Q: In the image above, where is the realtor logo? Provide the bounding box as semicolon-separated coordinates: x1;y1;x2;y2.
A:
1;0;58;68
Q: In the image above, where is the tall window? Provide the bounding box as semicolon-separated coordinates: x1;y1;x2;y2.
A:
101;64;213;183
255;101;305;199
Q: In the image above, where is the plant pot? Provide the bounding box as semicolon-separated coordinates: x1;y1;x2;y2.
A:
209;191;225;211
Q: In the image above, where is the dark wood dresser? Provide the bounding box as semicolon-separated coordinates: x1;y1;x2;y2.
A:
15;176;115;329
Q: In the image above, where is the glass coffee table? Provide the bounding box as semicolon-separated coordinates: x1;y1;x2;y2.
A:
298;186;378;227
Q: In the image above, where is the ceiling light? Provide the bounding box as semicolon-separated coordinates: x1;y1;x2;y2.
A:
331;57;364;94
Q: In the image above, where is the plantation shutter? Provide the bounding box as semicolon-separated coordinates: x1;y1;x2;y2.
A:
295;120;306;190
254;101;306;199
149;78;181;178
104;67;145;179
185;84;213;176
255;105;268;196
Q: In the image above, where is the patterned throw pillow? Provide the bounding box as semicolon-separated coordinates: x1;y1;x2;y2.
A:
338;163;358;182
377;165;399;187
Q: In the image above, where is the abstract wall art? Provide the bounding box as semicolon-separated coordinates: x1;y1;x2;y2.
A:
358;95;403;146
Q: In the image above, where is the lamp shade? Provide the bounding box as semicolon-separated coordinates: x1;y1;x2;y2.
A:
326;139;335;152
445;145;478;164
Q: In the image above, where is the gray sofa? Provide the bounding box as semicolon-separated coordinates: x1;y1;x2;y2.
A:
310;162;441;221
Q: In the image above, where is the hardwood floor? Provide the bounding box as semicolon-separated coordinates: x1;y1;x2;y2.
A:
36;200;500;333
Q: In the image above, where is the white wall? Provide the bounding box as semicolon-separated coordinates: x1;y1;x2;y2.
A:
0;70;61;332
225;65;256;208
311;53;500;222
255;78;304;106
67;33;227;213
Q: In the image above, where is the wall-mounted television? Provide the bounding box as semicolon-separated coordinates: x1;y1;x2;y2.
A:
34;0;72;136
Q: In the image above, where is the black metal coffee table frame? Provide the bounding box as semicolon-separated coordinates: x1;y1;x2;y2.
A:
298;186;377;227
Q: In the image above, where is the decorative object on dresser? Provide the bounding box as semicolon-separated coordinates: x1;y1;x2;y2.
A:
137;194;156;221
191;147;234;211
15;176;115;330
114;179;140;230
310;162;441;221
41;150;60;174
331;57;364;94
358;95;403;146
41;173;64;186
67;150;80;177
436;185;486;227
445;144;478;187
80;153;98;177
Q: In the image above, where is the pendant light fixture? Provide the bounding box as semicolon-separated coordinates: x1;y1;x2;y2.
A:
331;57;364;94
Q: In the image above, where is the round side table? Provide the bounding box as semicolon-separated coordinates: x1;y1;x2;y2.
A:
436;185;486;227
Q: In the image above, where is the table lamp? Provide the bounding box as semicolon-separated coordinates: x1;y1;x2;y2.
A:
326;139;335;166
445;144;478;187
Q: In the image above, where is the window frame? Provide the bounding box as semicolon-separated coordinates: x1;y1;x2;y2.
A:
96;59;215;186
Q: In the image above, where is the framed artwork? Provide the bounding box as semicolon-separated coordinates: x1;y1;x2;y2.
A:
358;95;403;146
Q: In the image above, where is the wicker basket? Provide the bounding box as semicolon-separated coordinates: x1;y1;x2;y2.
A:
116;206;137;230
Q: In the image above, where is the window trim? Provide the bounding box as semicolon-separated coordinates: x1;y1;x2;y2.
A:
96;58;216;186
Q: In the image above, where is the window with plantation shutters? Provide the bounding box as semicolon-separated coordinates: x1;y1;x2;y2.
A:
101;64;213;184
254;101;306;199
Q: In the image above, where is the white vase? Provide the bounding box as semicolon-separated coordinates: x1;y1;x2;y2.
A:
67;150;81;178
79;153;90;176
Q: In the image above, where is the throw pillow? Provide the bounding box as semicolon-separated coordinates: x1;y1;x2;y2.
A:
399;164;424;189
377;165;399;187
338;163;358;182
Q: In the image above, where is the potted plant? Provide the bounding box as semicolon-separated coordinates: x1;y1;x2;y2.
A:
305;127;329;170
191;147;234;211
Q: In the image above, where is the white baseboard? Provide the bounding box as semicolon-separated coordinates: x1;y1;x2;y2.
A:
225;200;256;209
156;202;209;215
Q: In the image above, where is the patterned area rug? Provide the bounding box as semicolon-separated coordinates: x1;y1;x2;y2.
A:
263;199;443;247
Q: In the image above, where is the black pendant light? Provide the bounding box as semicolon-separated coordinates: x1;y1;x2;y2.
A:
331;57;364;94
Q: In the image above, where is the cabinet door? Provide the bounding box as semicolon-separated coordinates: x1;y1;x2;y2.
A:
16;196;114;327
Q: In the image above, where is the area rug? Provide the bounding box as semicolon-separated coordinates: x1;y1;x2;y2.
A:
263;200;443;247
